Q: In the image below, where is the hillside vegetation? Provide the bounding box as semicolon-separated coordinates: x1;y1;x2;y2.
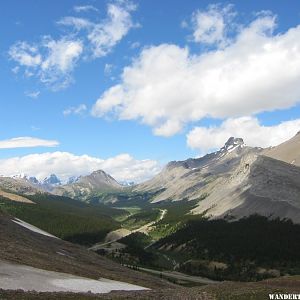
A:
0;194;126;246
154;215;300;281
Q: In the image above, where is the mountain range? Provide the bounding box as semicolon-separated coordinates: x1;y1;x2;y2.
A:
1;132;300;223
1;133;300;297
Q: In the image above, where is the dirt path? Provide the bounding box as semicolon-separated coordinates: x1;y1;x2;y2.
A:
124;265;218;285
90;209;167;251
132;209;167;234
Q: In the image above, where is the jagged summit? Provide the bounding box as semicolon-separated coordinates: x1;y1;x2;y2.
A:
67;176;80;185
43;174;61;186
166;137;246;170
221;137;244;152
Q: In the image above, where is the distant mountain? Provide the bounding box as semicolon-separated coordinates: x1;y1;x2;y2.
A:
134;135;300;223
8;173;62;192
67;175;81;185
0;176;43;195
119;181;135;187
43;174;61;186
53;170;122;200
2;169;123;201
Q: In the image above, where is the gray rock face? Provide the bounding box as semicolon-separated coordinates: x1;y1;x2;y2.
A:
135;137;258;202
43;174;61;186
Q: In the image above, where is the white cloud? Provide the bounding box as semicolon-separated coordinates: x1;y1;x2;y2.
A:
0;137;59;149
9;41;42;67
58;0;137;58
63;104;87;116
191;4;235;46
57;17;92;31
9;38;83;90
9;1;137;89
73;5;99;13
25;91;40;99
11;66;20;74
0;152;160;183
130;41;140;49
187;117;300;152
40;37;83;89
92;12;300;136
87;1;137;57
104;63;113;75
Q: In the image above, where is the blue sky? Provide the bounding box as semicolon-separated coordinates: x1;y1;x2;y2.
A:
1;0;300;182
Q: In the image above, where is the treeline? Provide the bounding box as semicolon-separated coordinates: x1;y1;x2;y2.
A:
122;209;160;230
154;215;300;281
118;232;155;265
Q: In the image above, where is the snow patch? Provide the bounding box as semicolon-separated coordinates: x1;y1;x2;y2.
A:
0;260;149;294
12;218;58;239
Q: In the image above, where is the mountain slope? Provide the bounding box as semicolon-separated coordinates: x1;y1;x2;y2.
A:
135;135;300;223
0;176;43;195
192;154;300;223
263;131;300;166
135;137;262;203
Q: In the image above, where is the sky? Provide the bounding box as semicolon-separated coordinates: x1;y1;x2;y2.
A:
1;0;300;183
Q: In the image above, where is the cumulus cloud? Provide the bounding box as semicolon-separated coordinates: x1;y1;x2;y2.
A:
40;37;83;88
63;104;87;116
9;0;137;89
0;152;160;183
92;10;300;137
59;1;137;58
9;38;83;90
191;4;235;46
187;117;300;152
9;41;42;67
0;137;59;149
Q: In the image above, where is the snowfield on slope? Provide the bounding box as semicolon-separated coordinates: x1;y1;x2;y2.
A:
0;260;149;293
12;218;59;239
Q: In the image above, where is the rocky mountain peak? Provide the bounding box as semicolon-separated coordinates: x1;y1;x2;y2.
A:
67;176;81;185
221;137;244;152
91;170;106;176
43;174;61;185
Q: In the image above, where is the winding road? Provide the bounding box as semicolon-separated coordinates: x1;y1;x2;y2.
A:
89;209;167;251
123;264;218;285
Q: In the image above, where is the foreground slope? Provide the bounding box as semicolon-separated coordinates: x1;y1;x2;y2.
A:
0;210;172;290
0;260;147;294
0;193;126;245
